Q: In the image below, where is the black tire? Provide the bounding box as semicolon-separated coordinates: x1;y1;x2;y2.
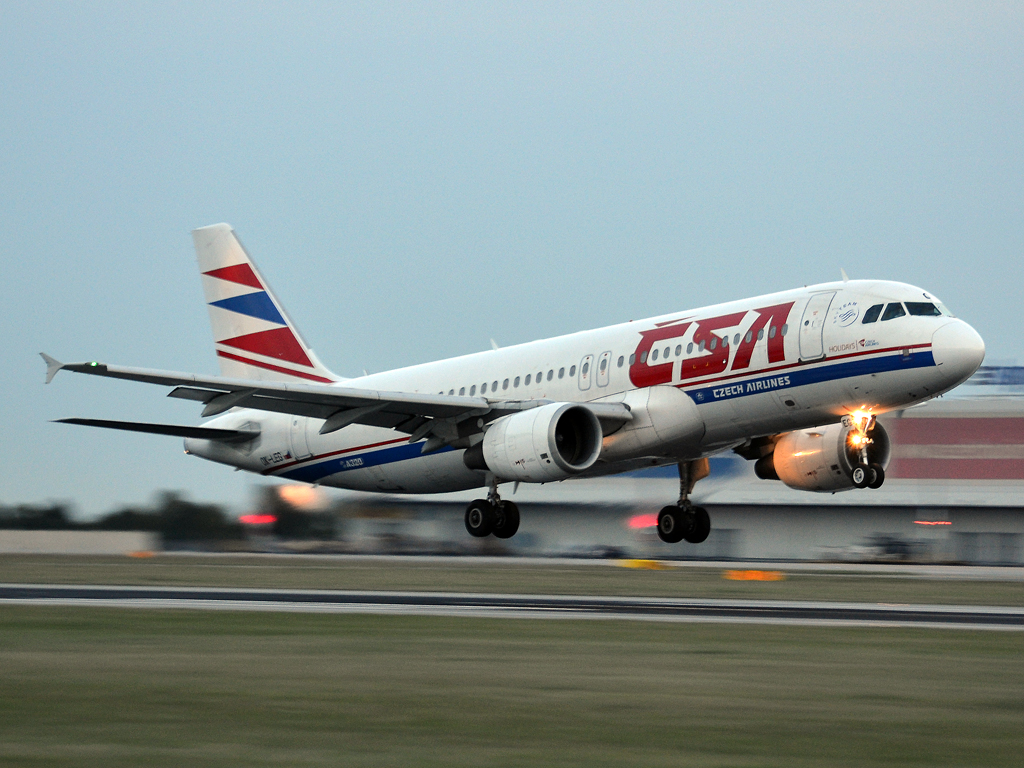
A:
465;500;494;537
684;506;711;544
851;464;871;489
868;463;885;489
493;500;521;539
657;506;686;544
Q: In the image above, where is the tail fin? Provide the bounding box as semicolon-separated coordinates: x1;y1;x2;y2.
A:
192;224;341;383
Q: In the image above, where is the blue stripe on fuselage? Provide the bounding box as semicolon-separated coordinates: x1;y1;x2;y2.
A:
686;349;934;404
276;442;454;484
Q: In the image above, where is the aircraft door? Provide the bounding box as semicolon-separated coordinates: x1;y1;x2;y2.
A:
596;351;612;387
289;416;312;460
578;354;594;391
798;292;836;361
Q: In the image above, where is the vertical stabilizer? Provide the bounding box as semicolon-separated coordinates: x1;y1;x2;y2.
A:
192;224;341;383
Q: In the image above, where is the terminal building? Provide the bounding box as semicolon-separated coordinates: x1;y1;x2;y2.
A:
333;368;1024;564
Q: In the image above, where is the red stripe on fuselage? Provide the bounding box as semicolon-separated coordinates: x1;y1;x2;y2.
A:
215;350;335;383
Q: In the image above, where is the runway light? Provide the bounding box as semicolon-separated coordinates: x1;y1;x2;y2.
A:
914;520;951;526
240;514;277;525
627;513;659;529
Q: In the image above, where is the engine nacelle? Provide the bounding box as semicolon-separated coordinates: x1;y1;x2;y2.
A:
758;421;891;492
463;402;603;482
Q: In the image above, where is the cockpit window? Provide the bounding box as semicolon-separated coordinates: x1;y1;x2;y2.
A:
862;304;883;324
906;301;942;317
880;303;906;321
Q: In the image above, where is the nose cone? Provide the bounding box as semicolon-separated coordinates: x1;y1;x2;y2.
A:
931;320;985;388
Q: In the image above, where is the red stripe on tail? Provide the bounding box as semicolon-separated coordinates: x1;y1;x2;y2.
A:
203;263;263;289
218;327;314;367
216;350;334;382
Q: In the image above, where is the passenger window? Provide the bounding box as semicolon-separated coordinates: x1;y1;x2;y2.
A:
733;334;740;346
698;341;705;353
769;326;776;339
600;358;607;372
492;380;498;391
617;356;624;367
547;370;553;381
448;389;454;396
628;354;635;365
525;374;531;386
906;302;942;317
640;351;648;363
781;324;788;336
744;331;752;344
881;303;906;321
503;379;509;390
710;338;717;351
459;387;465;396
570;365;576;376
558;367;565;379
582;362;589;375
722;336;728;348
686;343;693;354
862;304;883;324
537;371;542;382
757;328;764;341
652;348;659;361
469;385;476;395
663;346;670;359
481;382;487;394
514;376;520;387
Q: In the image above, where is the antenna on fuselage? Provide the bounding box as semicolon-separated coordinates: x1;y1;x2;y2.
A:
840;268;850;282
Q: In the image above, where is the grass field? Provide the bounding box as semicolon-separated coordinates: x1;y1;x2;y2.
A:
0;607;1021;767
1;554;1023;606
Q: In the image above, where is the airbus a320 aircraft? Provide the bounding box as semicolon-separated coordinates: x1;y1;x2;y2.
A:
43;224;985;544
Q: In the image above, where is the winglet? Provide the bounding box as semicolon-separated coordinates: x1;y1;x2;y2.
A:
840;268;850;283
40;353;64;384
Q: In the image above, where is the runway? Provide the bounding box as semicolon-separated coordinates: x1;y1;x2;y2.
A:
2;584;1022;629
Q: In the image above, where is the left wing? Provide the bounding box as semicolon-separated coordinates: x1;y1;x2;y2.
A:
41;354;632;449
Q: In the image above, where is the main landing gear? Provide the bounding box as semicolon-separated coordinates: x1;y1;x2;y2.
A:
657;459;712;545
465;476;520;539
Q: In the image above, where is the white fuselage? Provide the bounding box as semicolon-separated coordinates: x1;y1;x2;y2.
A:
186;279;984;493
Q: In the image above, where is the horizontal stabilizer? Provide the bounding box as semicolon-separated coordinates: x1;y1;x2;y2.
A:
40;353;64;384
54;418;259;443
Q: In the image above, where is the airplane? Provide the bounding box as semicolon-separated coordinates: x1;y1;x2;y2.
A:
42;223;986;544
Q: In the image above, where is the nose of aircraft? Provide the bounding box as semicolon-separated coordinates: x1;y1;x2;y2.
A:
931;320;985;388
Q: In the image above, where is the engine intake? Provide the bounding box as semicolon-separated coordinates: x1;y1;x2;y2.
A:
463;402;603;482
757;421;891;492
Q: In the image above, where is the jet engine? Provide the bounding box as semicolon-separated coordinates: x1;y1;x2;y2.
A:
755;421;891;492
463;402;603;482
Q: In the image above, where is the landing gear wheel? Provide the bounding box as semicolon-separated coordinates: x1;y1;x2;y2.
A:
465;500;494;537
868;463;885;489
684;506;711;544
492;500;520;539
657;505;688;544
851;464;871;489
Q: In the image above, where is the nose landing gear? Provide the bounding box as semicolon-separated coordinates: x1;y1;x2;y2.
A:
657;459;712;544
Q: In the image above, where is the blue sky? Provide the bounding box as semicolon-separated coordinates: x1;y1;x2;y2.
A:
2;2;1022;517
